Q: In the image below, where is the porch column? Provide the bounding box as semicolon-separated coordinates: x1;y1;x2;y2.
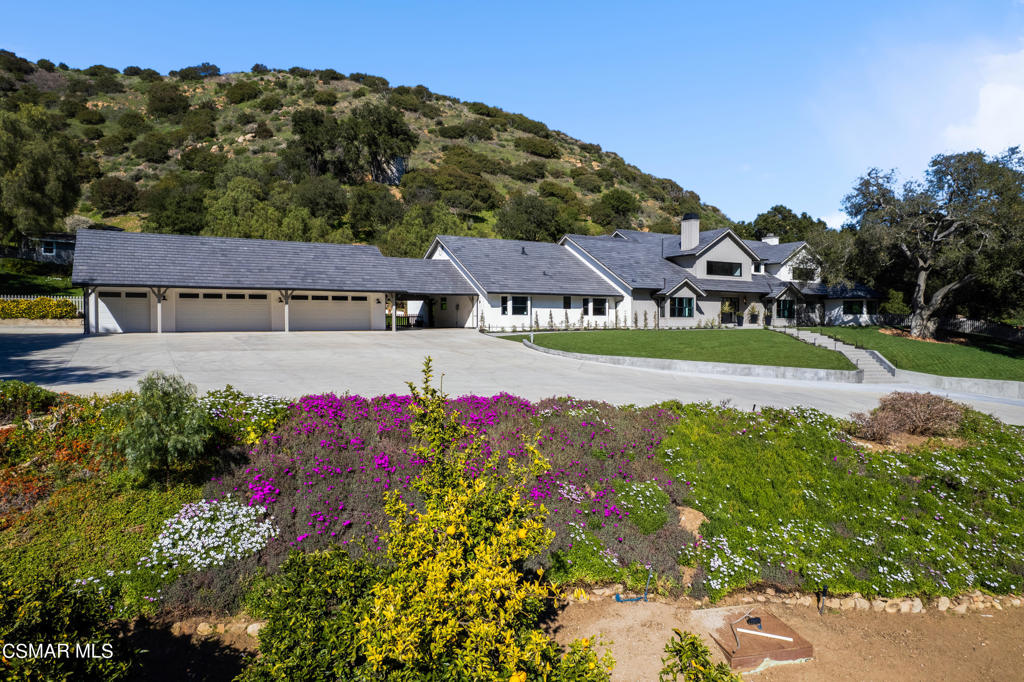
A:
150;287;168;333
391;293;397;332
92;287;99;333
82;287;91;335
279;290;293;332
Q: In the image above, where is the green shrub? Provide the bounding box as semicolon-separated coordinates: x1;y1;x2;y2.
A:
0;575;133;681
170;62;220;80
181;107;217;140
76;108;105;125
89;176;138;215
107;372;214;486
0;380;60;424
81;125;104;141
97;132;131;156
574;173;603;193
312;89;338;107
0;297;78;320
225;80;261;104
146;81;189;118
256;94;282;112
130;132;170;163
117;109;150;136
659;629;739;682
251;63;270;74
514;135;561;158
507;160;547;181
36;58;56;72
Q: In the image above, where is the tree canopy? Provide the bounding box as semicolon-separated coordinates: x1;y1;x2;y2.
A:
0;105;82;242
842;148;1024;337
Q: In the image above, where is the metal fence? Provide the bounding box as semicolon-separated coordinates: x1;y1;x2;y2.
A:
0;293;84;315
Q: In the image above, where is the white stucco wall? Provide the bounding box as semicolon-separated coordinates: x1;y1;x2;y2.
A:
692;237;753;282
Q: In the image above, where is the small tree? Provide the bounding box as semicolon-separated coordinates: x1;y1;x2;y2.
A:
146;81;189;118
880;289;911;316
110;372;213;486
90;176;139;216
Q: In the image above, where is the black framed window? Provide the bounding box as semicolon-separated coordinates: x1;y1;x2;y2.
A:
440;296;447;311
707;261;742;277
179;292;199;299
501;296;508;315
670;297;694;318
563;296;571;310
99;291;121;298
866;300;879;315
592;298;606;315
332;295;348;301
753;262;763;273
776;299;795;319
226;293;245;300
351;295;368;302
793;267;816;281
248;294;267;300
312;295;328;301
41;241;56;255
843;300;864;315
511;296;528;315
582;297;590;315
124;292;148;299
291;295;309;301
203;293;223;299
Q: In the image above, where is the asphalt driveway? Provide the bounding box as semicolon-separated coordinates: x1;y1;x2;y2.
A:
2;327;1022;422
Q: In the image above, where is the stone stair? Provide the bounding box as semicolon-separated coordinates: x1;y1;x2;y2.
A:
776;328;896;383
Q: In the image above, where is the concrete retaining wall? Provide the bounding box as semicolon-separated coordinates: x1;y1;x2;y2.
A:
894;369;1024;400
0;318;82;327
522;341;865;383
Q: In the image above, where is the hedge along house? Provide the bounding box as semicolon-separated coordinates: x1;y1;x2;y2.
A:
71;230;475;333
559;213;879;328
424;235;624;331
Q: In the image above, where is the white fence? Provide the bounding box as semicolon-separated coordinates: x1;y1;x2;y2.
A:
0;293;84;315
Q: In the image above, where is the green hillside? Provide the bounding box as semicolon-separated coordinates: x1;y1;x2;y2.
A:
0;50;734;257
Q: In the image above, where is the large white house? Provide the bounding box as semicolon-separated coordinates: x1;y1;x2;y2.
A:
72;214;877;333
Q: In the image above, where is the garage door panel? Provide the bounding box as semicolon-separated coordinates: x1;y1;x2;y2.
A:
291;298;370;331
176;294;271;332
100;292;150;332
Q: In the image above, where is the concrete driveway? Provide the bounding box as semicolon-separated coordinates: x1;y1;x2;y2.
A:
2;327;1022;422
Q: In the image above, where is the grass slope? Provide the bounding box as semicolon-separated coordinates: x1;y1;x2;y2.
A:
502;329;856;370
802;326;1024;381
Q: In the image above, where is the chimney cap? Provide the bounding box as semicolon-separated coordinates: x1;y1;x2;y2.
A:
682;212;700;221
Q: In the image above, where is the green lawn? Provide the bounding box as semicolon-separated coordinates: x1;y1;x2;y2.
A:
500;329;856;370
0;258;80;296
802;326;1024;381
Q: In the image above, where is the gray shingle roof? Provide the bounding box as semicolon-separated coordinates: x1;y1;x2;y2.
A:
71;230;476;295
433;235;621;296
743;239;806;263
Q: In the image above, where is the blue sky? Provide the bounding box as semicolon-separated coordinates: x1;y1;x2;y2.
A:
5;1;1024;225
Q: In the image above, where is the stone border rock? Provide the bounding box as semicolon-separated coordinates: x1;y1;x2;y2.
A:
522;341;865;384
564;586;1024;615
171;618;266;639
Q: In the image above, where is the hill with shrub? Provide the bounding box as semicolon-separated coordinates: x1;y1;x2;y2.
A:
0;50;734;257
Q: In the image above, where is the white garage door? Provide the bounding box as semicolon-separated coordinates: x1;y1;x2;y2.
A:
176;292;271;332
290;294;371;331
99;291;150;332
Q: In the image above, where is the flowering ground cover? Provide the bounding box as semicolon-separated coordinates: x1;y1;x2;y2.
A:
665;403;1024;600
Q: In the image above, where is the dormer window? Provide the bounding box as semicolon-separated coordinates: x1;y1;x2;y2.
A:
706;261;741;277
753;262;763;274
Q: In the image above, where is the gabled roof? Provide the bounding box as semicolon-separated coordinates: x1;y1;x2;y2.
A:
71;230;477;295
429;235;621;296
658;278;707;298
743;239;807;264
614;227;762;261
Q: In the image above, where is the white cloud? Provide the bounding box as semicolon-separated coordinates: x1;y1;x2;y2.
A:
943;47;1024;153
820;211;848;230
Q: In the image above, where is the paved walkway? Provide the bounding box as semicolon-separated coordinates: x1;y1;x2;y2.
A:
776;328;893;382
1;327;1022;422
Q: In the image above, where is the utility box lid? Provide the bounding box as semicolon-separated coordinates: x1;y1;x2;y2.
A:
708;608;813;669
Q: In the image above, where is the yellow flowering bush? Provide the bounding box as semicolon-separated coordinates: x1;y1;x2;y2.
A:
0;297;78;319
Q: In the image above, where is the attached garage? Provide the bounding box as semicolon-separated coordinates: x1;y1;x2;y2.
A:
175;292;272;332
97;290;150;332
289;294;371;331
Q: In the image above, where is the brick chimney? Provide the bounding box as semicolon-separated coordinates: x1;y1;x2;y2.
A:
761;233;780;245
680;213;699;251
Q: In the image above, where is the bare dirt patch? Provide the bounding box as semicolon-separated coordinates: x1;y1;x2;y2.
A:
852;433;969;453
878;328;969;345
550;598;1024;681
